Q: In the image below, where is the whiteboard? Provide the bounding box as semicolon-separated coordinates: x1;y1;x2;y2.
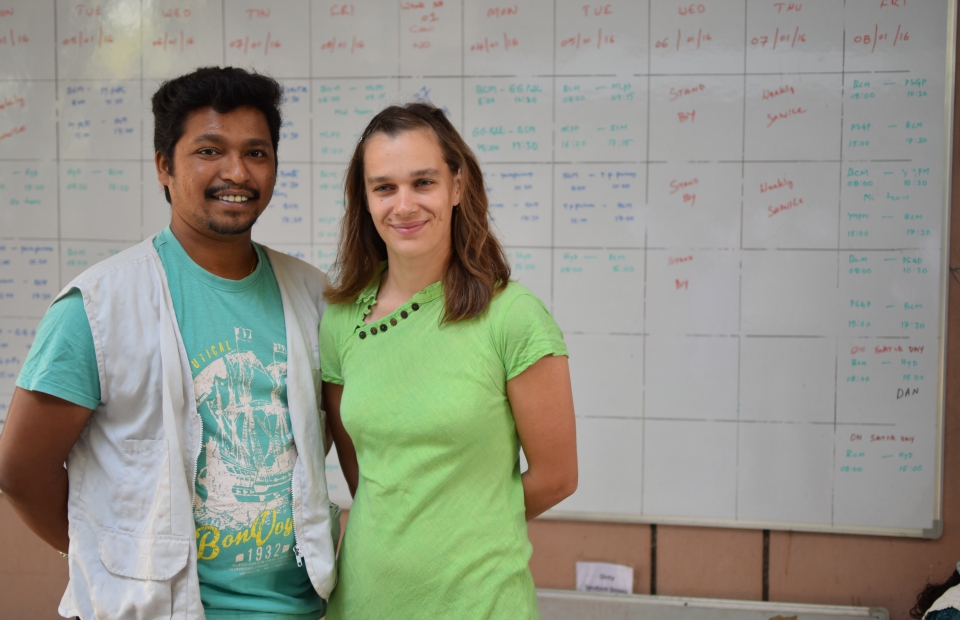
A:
0;0;952;537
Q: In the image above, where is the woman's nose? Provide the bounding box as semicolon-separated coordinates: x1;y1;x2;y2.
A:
395;186;416;213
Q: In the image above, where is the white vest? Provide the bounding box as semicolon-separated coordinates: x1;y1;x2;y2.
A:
55;238;337;620
925;581;960;618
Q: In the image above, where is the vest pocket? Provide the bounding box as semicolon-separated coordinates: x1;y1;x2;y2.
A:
98;527;189;580
95;528;189;619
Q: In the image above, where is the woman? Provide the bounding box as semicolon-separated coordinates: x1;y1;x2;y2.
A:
320;103;577;619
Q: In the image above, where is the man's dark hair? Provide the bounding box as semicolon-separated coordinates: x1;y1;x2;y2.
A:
911;567;960;619
151;66;283;203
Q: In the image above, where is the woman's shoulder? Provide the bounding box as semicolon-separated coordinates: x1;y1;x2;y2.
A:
484;281;562;339
488;281;550;318
490;280;540;307
320;298;360;335
322;298;357;318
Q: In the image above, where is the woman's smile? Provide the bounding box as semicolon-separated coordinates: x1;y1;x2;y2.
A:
391;220;427;235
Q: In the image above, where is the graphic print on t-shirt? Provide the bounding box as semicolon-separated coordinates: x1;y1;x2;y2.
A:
191;325;298;572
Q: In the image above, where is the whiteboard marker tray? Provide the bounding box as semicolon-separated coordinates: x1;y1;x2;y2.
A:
537;589;888;620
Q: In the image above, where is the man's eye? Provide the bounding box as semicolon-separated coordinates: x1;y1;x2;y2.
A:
249;150;266;157
416;179;433;187
198;148;217;156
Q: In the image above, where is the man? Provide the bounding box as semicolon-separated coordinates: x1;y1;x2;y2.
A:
0;67;337;619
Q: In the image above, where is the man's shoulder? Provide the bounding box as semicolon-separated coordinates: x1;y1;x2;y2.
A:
262;245;328;299
69;238;159;288
262;245;325;278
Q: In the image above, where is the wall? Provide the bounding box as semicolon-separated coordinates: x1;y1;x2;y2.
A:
1;12;958;620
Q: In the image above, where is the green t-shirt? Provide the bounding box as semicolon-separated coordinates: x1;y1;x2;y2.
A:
319;270;566;620
17;228;324;620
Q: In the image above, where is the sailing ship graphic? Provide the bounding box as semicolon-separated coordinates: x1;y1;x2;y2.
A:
193;327;296;530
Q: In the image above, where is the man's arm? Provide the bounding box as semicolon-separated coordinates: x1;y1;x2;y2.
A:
0;387;92;553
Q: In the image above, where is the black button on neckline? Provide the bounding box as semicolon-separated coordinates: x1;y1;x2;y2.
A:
390;318;397;326
359;331;366;339
411;303;420;311
370;326;378;335
400;310;408;319
379;324;387;332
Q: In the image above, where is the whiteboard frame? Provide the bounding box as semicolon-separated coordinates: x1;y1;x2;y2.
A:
542;1;957;539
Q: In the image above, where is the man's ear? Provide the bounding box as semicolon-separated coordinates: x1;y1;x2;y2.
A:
155;151;172;186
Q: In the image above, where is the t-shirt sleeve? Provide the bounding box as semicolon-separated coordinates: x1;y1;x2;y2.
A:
16;288;101;410
498;291;568;381
319;308;343;385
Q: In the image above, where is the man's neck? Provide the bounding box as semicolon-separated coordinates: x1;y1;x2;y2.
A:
168;217;257;280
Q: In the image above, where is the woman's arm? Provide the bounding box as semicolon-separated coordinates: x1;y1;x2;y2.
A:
322;381;359;497
508;354;578;520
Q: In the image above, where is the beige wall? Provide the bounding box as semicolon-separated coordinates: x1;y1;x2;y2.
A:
3;25;959;620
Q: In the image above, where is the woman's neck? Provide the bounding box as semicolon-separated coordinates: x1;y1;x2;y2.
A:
382;248;448;297
365;251;448;324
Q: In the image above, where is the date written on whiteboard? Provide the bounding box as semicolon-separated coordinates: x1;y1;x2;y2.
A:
470;33;519;53
229;33;281;55
561;29;615;50
654;29;712;51
852;25;909;52
751;27;807;49
62;26;113;48
319;36;365;54
0;28;29;46
153;31;195;53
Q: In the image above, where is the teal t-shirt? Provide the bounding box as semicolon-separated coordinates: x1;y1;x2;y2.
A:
17;228;324;620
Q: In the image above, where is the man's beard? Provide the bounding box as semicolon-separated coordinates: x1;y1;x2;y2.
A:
203;212;259;235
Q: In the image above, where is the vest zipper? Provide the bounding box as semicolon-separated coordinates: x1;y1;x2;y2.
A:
291;455;304;567
191;410;203;509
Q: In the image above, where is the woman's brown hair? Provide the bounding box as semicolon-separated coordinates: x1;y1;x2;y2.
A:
324;103;510;322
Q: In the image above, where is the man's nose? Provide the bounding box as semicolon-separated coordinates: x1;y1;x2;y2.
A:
220;152;251;184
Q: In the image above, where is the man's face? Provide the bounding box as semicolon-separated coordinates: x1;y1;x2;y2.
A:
156;106;276;238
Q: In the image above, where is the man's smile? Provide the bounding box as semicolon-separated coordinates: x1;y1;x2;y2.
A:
205;185;260;204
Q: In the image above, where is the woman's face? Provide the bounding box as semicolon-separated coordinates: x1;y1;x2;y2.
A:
363;128;462;266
